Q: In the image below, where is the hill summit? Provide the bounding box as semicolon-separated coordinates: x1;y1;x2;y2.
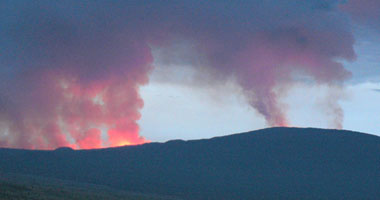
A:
0;127;379;199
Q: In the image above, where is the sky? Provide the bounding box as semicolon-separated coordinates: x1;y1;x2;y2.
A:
139;25;380;142
0;0;379;149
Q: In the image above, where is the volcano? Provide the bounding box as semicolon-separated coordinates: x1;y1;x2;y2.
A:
0;127;379;199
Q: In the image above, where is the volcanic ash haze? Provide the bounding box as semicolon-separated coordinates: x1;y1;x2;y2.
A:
0;0;369;149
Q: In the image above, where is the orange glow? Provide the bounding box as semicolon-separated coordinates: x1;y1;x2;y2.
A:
76;128;102;149
279;122;290;127
110;138;150;147
107;120;150;147
273;118;289;128
56;77;151;150
111;138;150;147
116;141;131;146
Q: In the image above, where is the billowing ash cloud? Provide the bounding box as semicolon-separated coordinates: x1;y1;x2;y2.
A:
0;1;152;149
0;0;368;149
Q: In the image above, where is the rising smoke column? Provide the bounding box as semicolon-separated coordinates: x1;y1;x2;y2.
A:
0;1;152;149
152;1;355;127
0;0;359;149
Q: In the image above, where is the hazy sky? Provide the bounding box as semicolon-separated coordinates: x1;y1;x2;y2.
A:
0;0;379;149
140;24;380;142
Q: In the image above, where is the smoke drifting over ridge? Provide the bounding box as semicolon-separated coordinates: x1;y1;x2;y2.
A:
0;0;368;149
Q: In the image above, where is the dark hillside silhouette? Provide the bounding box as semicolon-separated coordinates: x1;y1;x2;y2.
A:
0;127;379;199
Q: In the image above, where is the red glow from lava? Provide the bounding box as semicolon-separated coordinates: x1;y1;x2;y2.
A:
76;128;103;149
278;121;290;127
113;139;149;147
108;125;149;147
56;74;151;150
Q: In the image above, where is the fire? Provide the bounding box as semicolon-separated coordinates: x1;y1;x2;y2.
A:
112;136;150;147
115;141;131;146
112;139;150;147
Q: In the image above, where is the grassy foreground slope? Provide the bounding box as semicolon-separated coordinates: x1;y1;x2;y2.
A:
0;173;177;200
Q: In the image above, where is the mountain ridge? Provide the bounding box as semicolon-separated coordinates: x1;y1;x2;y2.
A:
0;127;379;199
1;127;378;151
